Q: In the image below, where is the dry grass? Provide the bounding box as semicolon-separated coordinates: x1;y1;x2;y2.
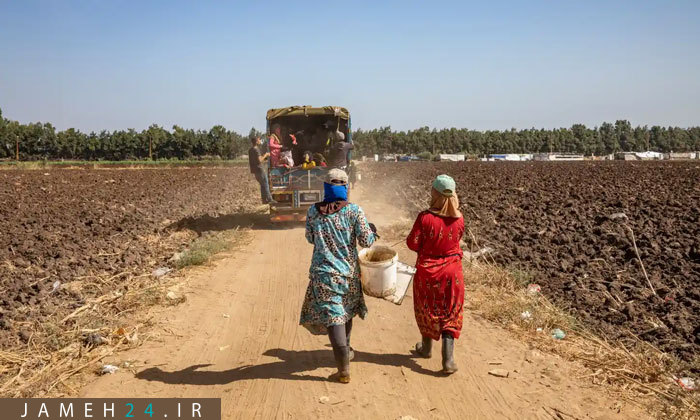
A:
0;227;250;397
380;219;414;240
466;262;699;419
0;161;46;170
175;227;247;268
0;273;160;397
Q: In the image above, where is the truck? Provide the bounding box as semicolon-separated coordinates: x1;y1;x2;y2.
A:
265;106;352;222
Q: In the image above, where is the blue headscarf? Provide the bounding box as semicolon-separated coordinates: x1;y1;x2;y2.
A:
323;182;347;202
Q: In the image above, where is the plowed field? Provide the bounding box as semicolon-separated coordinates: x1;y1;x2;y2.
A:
363;161;700;363
0;167;258;349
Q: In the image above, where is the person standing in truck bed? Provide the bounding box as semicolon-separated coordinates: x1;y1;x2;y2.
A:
310;127;330;155
328;133;353;170
268;124;283;167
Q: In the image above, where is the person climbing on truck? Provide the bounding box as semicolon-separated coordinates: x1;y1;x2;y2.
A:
247;135;274;204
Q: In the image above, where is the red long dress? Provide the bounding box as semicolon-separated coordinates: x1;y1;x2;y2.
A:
406;211;465;340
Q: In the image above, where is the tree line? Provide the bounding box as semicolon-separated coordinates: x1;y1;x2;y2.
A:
352;121;700;157
1;108;698;160
0;108;253;161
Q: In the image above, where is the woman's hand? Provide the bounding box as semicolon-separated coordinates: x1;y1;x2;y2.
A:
369;223;380;239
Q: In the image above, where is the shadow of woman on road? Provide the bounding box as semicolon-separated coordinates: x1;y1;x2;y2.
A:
135;348;442;386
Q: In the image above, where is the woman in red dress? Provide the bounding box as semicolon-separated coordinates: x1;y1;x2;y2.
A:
406;174;464;374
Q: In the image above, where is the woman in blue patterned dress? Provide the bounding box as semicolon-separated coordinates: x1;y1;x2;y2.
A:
300;168;377;383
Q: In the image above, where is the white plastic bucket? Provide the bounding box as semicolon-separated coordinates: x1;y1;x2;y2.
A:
359;245;398;298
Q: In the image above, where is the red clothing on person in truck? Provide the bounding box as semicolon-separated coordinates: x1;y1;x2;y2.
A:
268;133;283;167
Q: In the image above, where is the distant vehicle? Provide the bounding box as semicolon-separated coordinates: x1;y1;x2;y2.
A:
398;155;420;162
265;106;351;222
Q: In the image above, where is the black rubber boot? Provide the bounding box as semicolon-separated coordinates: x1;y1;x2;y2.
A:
441;332;458;374
345;319;354;361
414;336;432;358
332;344;351;383
328;325;351;383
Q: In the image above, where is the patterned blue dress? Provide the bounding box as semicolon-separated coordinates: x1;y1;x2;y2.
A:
300;203;376;335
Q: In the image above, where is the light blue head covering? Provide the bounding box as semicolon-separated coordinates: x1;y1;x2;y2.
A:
432;174;456;196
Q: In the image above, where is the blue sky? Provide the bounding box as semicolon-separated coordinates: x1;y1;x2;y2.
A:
1;0;698;133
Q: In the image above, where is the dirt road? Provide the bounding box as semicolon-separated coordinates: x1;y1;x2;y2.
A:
81;186;649;419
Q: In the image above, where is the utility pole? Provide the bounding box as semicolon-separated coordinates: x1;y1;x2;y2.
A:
15;136;19;161
149;138;153;160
